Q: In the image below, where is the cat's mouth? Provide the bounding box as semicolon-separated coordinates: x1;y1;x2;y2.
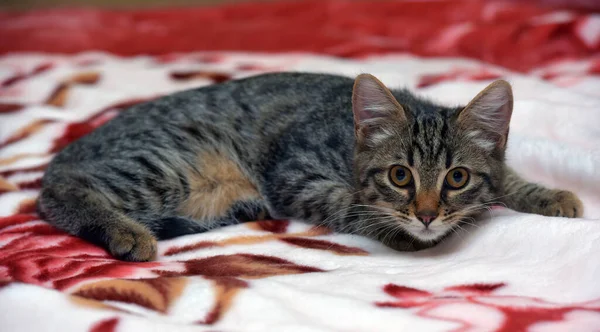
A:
413;228;445;241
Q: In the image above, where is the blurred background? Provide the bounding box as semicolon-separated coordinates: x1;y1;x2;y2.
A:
2;0;600;11
4;0;280;10
1;0;598;73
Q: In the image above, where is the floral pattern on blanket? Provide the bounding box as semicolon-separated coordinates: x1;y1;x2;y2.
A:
377;283;600;331
1;53;599;331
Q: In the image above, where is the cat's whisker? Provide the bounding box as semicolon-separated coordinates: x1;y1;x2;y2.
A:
380;224;400;247
390;224;407;244
448;225;463;241
318;201;391;229
317;205;370;228
350;203;397;214
458;219;480;229
452;224;469;241
380;223;396;246
351;216;397;236
362;215;398;233
339;216;391;235
447;202;499;219
333;210;386;229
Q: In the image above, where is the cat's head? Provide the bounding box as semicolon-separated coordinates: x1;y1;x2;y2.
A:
352;74;512;243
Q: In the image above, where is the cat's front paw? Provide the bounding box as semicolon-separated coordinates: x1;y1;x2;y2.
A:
107;224;157;262
540;190;584;218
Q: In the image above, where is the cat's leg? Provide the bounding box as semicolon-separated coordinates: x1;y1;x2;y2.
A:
153;199;271;239
264;174;424;251
38;155;187;262
262;168;357;230
263;158;425;250
38;181;157;262
501;167;583;218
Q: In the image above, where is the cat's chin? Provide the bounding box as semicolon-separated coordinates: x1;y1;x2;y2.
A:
412;230;444;242
403;224;449;242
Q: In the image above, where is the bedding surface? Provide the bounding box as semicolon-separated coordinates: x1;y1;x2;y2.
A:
1;51;599;332
1;0;600;331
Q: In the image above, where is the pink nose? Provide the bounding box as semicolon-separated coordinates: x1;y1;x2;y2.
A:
416;211;438;227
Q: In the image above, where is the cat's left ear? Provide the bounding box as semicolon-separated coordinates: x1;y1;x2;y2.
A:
457;80;513;150
352;74;408;144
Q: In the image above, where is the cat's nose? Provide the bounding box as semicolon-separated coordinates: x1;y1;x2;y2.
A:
416;210;438;227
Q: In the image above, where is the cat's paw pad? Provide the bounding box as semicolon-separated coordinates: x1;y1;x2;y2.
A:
107;226;157;262
543;190;583;218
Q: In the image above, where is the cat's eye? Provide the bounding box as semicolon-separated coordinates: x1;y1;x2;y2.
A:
445;168;470;189
389;165;413;187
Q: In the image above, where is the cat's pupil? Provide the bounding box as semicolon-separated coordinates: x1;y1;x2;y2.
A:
396;169;406;181
453;171;462;182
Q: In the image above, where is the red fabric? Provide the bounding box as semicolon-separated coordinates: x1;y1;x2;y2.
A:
0;0;598;72
505;0;600;11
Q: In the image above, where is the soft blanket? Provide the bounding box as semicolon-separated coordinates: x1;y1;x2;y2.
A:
1;51;599;332
1;1;600;331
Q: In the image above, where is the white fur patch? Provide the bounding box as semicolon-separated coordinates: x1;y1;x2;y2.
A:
366;127;393;145
473;138;496;151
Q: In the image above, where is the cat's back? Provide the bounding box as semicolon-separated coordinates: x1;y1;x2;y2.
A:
49;73;356;165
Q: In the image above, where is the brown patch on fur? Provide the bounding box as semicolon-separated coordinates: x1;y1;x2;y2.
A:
415;190;439;213
180;151;260;220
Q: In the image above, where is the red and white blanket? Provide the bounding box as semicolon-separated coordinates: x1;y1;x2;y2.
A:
1;1;599;331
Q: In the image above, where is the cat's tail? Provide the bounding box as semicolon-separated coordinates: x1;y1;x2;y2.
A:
501;167;583;218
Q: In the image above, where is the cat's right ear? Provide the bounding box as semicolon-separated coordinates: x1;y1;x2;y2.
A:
457;80;513;151
352;74;407;144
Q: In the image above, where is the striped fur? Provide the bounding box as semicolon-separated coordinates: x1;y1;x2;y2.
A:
37;73;583;261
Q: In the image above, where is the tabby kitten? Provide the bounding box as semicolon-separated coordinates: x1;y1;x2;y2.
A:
37;73;583;261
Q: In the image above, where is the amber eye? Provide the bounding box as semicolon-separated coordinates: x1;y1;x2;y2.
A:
389;165;413;187
445;167;470;189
